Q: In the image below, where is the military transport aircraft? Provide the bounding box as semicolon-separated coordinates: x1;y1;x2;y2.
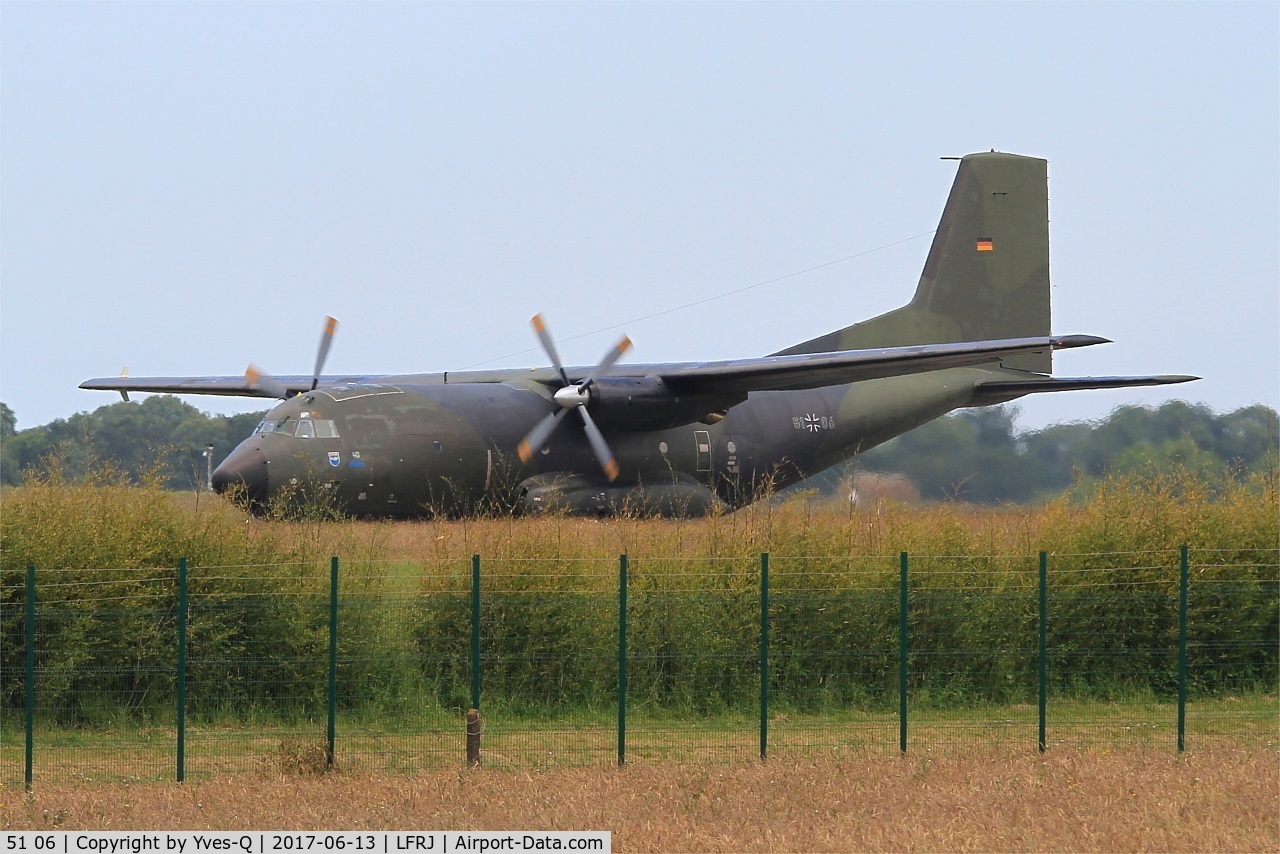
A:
82;152;1196;517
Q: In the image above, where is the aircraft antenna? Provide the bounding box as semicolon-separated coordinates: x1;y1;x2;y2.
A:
459;229;935;371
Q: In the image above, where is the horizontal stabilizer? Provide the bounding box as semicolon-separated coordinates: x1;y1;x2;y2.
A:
972;374;1199;406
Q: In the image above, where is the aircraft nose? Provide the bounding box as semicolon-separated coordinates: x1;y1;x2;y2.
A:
211;445;268;506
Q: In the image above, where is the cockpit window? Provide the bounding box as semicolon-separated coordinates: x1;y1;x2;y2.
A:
252;414;335;437
256;416;339;438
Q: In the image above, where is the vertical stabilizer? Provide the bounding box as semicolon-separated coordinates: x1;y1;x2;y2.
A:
776;152;1052;373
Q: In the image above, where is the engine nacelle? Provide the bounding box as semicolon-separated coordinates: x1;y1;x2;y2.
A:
585;376;744;431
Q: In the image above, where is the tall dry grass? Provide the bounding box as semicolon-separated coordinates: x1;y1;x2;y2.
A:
2;749;1276;852
329;464;1278;568
8;458;1270;569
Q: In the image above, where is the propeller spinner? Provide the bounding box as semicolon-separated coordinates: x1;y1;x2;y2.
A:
516;313;632;482
245;316;340;399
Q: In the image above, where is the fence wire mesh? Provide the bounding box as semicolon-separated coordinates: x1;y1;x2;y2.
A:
2;547;1275;786
766;555;901;759
626;557;759;764
476;557;618;769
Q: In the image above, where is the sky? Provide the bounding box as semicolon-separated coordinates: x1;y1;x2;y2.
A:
3;2;1277;435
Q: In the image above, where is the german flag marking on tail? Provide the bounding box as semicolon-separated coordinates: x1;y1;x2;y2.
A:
976;237;994;252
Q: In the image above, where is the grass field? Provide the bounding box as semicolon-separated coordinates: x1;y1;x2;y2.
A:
3;469;1276;849
2;748;1276;852
5;697;1275;786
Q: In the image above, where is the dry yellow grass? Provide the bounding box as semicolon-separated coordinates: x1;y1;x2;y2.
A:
220;463;1277;566
3;748;1276;852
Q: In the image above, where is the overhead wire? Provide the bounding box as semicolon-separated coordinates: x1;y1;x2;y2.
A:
458;229;937;371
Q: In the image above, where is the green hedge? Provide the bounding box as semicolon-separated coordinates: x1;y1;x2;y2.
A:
2;464;1275;721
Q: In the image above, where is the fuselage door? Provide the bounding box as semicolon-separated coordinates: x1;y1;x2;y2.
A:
694;429;712;473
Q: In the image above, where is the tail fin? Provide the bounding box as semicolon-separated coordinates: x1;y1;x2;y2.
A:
776;151;1052;373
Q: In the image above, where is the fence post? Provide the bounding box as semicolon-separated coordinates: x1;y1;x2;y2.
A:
327;556;339;770
1178;544;1189;753
471;555;481;711
1038;551;1047;753
899;551;908;755
760;552;769;761
466;708;482;768
177;558;188;782
24;563;35;792
618;554;628;766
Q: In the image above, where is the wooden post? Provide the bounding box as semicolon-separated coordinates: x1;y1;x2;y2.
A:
466;708;482;768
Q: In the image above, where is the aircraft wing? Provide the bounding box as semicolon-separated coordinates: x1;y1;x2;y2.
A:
651;335;1110;394
81;336;1120;401
80;376;286;398
77;374;395;399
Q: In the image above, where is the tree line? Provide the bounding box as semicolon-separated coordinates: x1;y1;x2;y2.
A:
1;396;1276;503
839;400;1277;503
1;397;264;490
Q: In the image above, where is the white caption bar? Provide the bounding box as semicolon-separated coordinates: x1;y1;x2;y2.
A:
1;834;610;854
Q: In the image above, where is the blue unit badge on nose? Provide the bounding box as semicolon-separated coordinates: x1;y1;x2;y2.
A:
328;451;341;467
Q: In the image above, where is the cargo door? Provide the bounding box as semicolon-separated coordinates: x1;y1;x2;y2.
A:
694;429;712;480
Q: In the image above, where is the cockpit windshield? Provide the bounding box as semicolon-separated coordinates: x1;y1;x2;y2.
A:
255;416;340;438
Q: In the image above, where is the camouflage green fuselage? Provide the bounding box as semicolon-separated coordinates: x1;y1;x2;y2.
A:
235;365;1008;517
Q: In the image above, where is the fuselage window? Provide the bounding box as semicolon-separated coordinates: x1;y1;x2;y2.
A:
257;420;278;434
315;419;339;439
295;420;315;439
277;420;298;436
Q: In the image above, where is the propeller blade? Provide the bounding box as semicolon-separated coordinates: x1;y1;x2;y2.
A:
583;335;633;388
531;313;570;387
244;364;290;399
517;408;570;463
578;407;620;482
521;314;628;480
311;316;339;390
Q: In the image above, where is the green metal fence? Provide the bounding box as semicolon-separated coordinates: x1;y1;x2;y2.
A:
2;547;1276;787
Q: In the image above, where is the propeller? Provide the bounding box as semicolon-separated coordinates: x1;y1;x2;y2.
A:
243;364;290;400
516;313;632;482
311;315;339;390
244;316;340;399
